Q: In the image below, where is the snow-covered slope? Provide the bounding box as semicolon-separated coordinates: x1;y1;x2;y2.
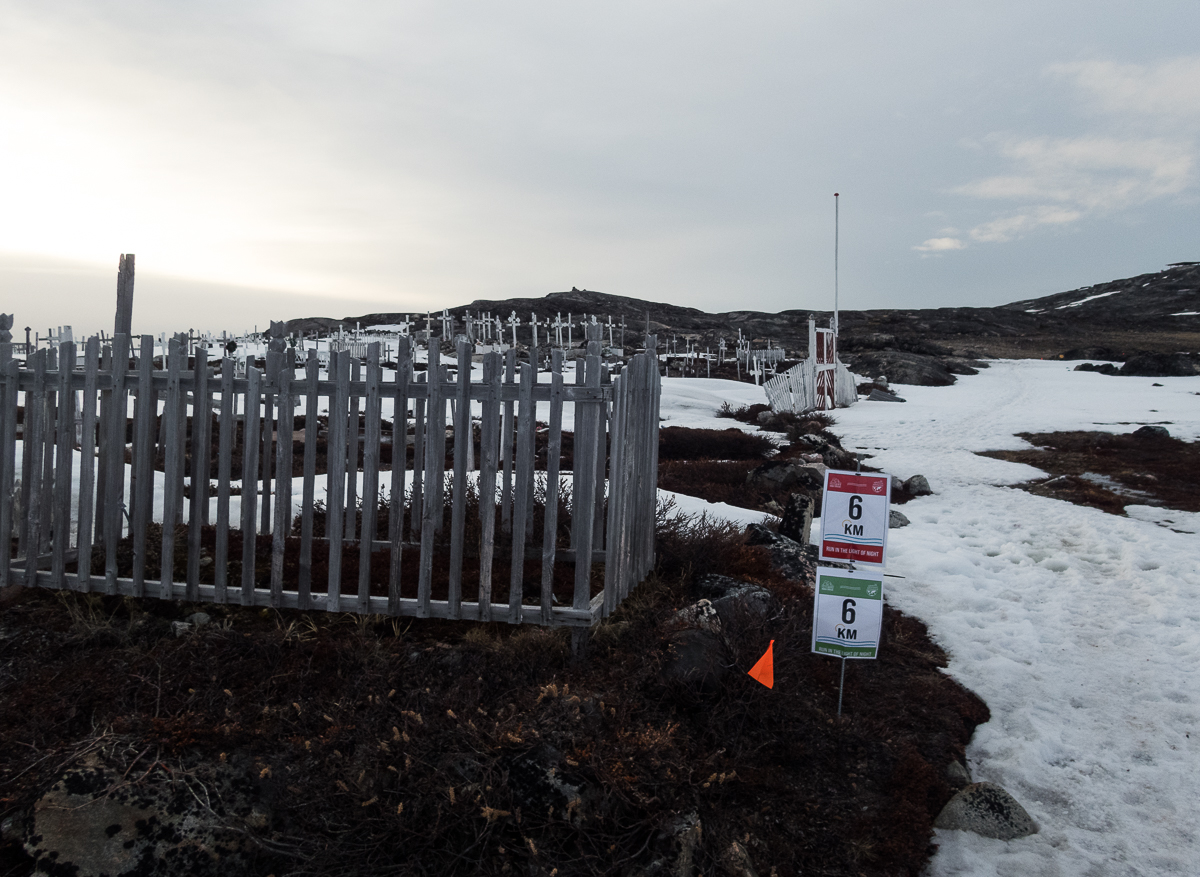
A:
829;362;1200;876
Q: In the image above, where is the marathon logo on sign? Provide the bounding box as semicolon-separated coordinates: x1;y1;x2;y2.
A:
819;469;891;568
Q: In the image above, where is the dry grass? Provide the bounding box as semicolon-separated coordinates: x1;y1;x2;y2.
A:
1;511;989;877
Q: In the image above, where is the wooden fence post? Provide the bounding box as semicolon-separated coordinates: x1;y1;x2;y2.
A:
0;341;16;589
115;254;135;338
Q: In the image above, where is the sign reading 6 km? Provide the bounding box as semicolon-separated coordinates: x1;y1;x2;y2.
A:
811;566;884;659
819;469;891;567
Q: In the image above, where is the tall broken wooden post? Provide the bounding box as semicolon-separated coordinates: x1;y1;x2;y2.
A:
115;254;135;337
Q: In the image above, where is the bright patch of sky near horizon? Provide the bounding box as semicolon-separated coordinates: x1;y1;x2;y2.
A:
1;0;1198;335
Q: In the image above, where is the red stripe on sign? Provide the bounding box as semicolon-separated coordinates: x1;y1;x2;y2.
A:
825;474;888;495
821;541;884;564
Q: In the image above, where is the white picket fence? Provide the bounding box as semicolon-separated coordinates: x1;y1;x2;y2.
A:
0;325;660;628
762;331;858;414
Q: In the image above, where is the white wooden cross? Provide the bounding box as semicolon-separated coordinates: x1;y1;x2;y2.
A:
508;311;521;348
552;313;564;348
567;313;574;348
442;309;453;338
530;313;540;350
607;316;614;349
718;338;726;364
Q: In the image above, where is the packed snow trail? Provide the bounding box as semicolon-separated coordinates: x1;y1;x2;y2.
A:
830;361;1200;877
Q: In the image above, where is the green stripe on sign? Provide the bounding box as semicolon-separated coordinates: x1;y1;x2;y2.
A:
817;574;882;600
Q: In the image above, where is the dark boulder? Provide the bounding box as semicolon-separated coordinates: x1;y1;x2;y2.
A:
1133;425;1170;439
746;460;824;492
778;492;814;544
1074;362;1120;375
1119;353;1199;377
942;358;981;376
697;574;777;636
843;351;956;386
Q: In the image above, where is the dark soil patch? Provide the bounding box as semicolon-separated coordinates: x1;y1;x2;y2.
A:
978;428;1200;514
1;514;988;877
658;426;775;461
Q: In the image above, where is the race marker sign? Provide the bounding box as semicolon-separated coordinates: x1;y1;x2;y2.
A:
811;566;884;659
818;469;891;567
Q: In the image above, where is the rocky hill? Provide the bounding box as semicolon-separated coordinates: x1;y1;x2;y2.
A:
285;263;1200;364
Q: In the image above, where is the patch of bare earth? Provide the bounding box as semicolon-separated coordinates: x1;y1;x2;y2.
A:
978;429;1200;515
1;411;989;877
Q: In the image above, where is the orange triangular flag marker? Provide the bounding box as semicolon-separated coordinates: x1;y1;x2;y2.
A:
748;640;774;689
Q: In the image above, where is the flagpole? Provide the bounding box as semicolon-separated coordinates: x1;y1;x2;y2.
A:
833;192;840;340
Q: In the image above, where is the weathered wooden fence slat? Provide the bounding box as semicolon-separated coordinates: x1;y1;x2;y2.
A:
160;340;183;600
410;371;425;543
539;349;565;625
131;336;155;596
23;352;47;587
51;340;75;589
38;351;55;558
187;345;209;600
214;358;235;603
344;357;361;542
260;351;275;536
0;344;16;590
447;338;471;617
271;348;295;609
325;352;349;612
2;334;660;628
298;351;319;610
417;343;441;617
387;338;411;615
357;344;382;614
75;337;100;592
240;358;261;604
477;351;501;621
103;334;129;593
500;349;515;535
508;360;535;623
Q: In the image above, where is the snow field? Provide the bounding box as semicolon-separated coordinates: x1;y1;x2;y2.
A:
830;360;1200;876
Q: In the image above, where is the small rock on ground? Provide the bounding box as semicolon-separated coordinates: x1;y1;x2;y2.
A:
934;781;1038;840
904;474;933;496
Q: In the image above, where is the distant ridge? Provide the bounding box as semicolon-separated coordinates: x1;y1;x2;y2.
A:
284;264;1200;359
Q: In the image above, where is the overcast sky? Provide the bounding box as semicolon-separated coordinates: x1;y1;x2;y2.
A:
2;0;1198;336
